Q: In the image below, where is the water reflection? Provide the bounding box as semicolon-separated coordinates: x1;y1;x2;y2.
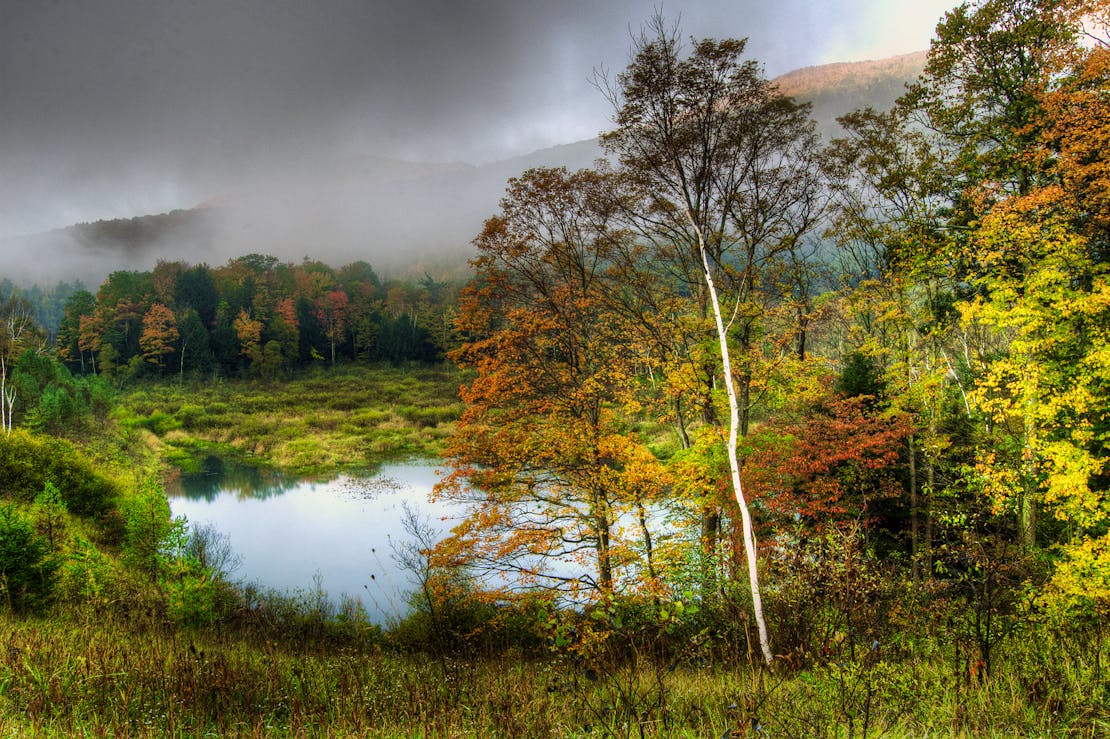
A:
165;454;302;501
166;459;457;623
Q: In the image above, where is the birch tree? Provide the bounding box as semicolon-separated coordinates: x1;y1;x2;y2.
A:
598;16;821;665
0;297;42;434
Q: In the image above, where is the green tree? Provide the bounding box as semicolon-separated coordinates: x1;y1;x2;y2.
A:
56;289;97;374
907;0;1079;200
0;504;57;613
33;481;67;552
0;296;43;434
123;477;173;577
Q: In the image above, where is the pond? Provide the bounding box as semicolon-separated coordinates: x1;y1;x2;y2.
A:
165;457;458;623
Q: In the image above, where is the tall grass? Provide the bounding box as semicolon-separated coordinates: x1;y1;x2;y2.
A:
2;596;1108;737
115;364;466;474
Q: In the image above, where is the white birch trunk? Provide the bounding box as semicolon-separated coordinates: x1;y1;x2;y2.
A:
694;223;773;666
0;356;8;434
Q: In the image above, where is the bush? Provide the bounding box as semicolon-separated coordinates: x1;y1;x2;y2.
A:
0;504;58;613
58;537;115;606
122;477;172;576
0;430;116;516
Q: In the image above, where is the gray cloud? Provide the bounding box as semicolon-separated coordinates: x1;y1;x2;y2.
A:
0;0;957;272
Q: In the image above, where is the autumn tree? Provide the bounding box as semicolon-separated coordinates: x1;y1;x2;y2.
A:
437;167;652;596
139;303;179;372
742;394;913;535
232;308;263;372
269;297;300;369
315;290;350;367
597;15;828;664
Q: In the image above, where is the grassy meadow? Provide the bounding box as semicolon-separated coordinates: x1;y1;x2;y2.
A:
113;365;467;474
1;603;1108;737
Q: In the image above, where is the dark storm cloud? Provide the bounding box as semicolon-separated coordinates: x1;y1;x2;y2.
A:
0;0;957;272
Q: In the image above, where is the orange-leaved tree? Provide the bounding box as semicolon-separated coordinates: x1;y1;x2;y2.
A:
435;167;657;598
139;303;179;372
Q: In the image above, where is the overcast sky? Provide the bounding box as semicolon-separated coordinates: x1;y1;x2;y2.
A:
0;0;961;241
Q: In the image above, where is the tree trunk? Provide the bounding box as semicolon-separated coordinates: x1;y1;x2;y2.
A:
695;224;773;666
637;501;657;583
0;357;7;433
596;508;613;592
179;337;188;385
701;507;720;600
1021;395;1037;551
674;396;691;450
925;448;935;577
908;433;920;586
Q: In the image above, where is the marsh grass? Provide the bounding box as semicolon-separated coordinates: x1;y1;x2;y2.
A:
115;364;466;475
2;594;1107;738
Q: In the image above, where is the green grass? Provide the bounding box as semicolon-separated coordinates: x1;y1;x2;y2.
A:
1;605;1108;737
115;364;467;474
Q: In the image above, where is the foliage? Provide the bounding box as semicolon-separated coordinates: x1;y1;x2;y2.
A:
32;481;67;552
122;477;173;576
11;348;112;433
1;3;1110;734
0;429;116;516
59;256;462;381
157;517;219;627
0;504;58;614
438;167;653;596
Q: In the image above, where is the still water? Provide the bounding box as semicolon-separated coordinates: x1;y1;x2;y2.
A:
165;457;458;623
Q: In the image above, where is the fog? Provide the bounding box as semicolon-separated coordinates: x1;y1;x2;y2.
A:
1;0;959;286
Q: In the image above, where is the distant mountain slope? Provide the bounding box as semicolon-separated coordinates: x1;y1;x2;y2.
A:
773;51;927;138
66;209;213;257
2;54;924;287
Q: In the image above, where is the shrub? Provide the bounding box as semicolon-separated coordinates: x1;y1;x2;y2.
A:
0;504;58;613
122;477;172;576
176;404;208;429
58;537;115;606
158;518;218;628
0;430;116;516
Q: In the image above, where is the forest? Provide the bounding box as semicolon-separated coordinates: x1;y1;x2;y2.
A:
0;0;1108;735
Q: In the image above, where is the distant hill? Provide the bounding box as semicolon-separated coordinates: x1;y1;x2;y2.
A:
66;209;214;257
772;51;927;138
1;53;924;287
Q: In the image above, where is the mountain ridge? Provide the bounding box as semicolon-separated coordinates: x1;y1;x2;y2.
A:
2;52;926;287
